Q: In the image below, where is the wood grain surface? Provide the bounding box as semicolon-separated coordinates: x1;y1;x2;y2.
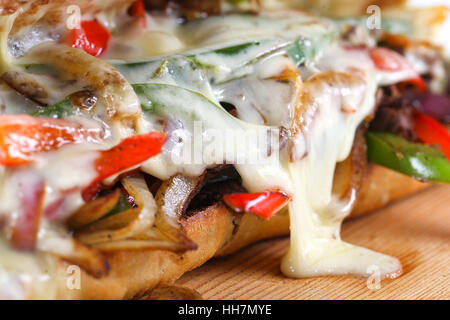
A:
177;185;450;300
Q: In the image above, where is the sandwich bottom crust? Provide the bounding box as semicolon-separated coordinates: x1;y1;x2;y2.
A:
55;164;428;300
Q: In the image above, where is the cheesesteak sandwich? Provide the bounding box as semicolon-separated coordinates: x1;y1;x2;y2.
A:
0;0;449;299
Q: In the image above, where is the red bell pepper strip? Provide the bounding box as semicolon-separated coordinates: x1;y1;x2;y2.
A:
223;192;290;219
82;132;167;200
405;76;427;93
413;111;450;160
369;47;426;92
93;132;167;184
128;0;147;28
0;115;105;166
70;20;110;57
9;174;45;251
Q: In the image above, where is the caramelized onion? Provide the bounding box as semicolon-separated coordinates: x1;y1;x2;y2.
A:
74;175;196;252
1;71;49;105
74;208;141;245
38;233;109;278
290;71;367;160
24;43;141;124
154;174;202;248
332;124;367;216
75;175;157;245
67;189;121;230
419;94;450;124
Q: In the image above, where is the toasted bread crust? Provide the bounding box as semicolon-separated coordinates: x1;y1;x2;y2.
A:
351;164;429;217
55;164;428;299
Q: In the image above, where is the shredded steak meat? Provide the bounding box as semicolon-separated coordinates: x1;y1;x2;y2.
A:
369;85;420;141
187;166;246;213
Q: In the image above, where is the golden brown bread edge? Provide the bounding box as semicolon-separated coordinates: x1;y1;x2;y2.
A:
55;164;428;300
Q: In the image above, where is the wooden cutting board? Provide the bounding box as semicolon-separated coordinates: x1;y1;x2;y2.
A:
177;185;450;299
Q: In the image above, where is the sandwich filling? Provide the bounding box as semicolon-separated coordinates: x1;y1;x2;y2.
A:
0;1;447;299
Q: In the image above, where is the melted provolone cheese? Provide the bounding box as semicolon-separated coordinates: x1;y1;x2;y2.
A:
118;15;407;279
282;64;401;278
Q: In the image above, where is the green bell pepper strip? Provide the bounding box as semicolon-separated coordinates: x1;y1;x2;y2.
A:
366;131;450;183
287;33;335;66
213;42;260;55
31;98;79;119
132;82;273;133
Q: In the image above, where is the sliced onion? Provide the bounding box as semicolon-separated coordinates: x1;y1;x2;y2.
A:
24;43;141;125
74;208;141;245
122;175;157;229
87;225;195;253
154;174;201;249
419;94;450;124
67;189;120;230
38;229;109;278
1;71;50;105
290;71;366;160
331;125;367;218
74;175;194;251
